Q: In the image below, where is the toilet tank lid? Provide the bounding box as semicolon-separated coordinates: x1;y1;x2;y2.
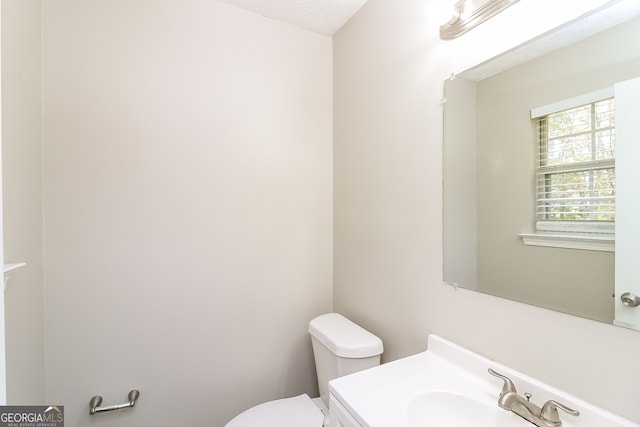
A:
308;313;383;358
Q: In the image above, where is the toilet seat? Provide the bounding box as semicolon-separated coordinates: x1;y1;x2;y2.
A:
225;394;324;427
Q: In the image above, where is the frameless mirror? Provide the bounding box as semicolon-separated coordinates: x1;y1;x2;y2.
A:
443;2;640;330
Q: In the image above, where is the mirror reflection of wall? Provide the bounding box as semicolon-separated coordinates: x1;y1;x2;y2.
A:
444;15;640;325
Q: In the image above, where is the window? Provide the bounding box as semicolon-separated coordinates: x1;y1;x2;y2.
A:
522;89;616;251
536;97;615;230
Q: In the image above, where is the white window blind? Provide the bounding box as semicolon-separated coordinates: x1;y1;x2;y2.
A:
535;96;615;234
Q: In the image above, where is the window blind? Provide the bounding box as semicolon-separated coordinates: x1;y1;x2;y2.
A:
535;98;615;229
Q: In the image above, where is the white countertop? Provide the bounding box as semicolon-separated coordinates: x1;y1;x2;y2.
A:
329;334;639;427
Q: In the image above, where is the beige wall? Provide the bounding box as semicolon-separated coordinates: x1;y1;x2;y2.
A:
1;0;45;404
41;0;333;425
334;0;640;422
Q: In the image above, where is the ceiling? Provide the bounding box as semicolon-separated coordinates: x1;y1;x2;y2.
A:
216;0;368;36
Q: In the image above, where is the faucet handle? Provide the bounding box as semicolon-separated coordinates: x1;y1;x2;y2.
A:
488;368;517;395
541;400;580;424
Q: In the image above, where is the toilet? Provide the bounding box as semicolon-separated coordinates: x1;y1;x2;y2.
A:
225;313;383;426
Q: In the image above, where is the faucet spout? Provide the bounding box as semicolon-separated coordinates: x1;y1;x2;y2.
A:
500;392;545;425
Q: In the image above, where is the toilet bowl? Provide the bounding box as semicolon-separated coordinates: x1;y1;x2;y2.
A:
225;394;324;427
225;313;383;427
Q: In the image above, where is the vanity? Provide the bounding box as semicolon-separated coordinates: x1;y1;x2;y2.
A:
328;335;639;427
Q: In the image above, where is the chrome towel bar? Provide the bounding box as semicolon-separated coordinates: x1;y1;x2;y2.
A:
89;389;140;415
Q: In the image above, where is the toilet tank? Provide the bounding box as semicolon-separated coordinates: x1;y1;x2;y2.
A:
308;313;383;407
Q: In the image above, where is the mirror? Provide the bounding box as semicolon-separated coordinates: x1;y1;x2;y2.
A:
443;3;640;328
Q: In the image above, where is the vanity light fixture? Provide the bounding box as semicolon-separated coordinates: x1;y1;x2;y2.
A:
440;0;520;39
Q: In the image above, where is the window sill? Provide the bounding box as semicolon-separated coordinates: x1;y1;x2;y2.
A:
518;233;614;252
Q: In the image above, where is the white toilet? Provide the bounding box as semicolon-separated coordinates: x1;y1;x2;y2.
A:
225;313;383;427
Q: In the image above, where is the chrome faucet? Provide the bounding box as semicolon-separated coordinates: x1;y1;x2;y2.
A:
488;369;579;427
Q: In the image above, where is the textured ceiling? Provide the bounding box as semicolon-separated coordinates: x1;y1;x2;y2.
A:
217;0;368;35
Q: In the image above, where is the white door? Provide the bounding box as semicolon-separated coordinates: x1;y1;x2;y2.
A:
614;76;640;331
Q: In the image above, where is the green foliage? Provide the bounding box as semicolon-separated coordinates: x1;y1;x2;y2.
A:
538;98;615;221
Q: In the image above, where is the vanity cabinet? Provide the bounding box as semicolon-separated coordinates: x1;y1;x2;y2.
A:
329;394;362;427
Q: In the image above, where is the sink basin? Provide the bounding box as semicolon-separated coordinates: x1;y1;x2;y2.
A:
407;391;528;427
